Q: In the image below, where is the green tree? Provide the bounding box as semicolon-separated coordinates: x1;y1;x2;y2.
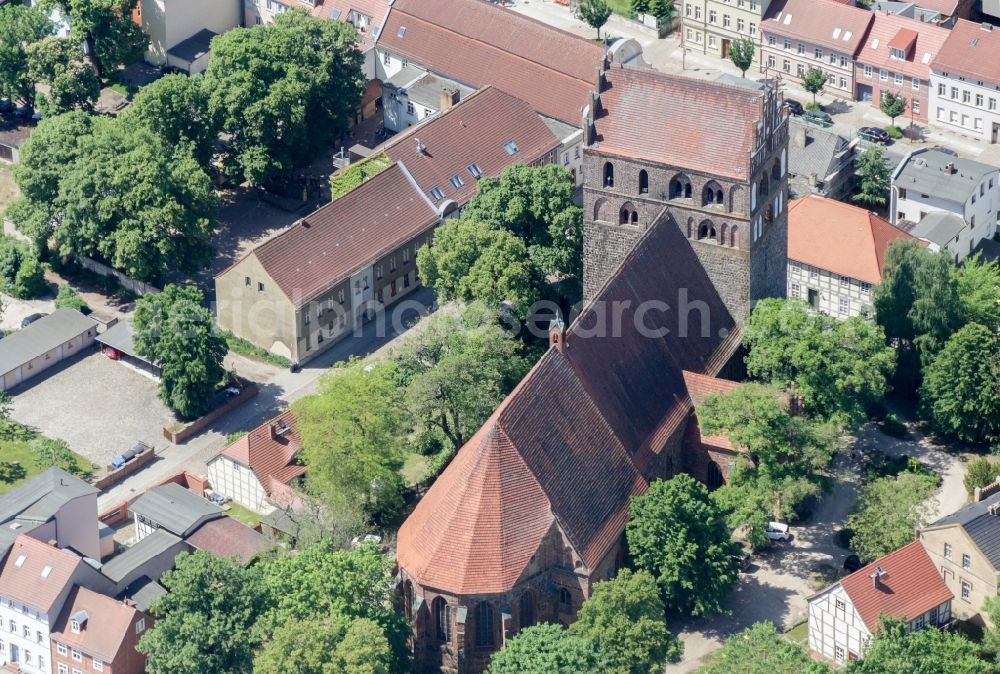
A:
847;471;938;561
728;37;755;78
461;164;583;280
963;457;999;496
139;551;265;674
704;622;831;674
255;616;351;674
487;623;606;674
54;284;90;314
626;475;737;616
852;145;891;207
0;3;52;108
849;616;988;674
0;461;26;484
133;285;228;419
63;0;147;77
31;437;85;476
879;91;907;128
921;323;1000;445
394;305;529;450
802;67;826;105
331;618;393;674
10;252;46;299
204;10;364;187
123;74;217;165
578;0;612;39
979;596;1000;660
630;0;650;15
743;298;895;424
955;253;1000;330
26;36;100;114
292;360;406;519
416;218;544;319
648;0;676;25
569;569;682;674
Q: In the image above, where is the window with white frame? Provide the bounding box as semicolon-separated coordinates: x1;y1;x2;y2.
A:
839;298;849;315
864;64;872;78
962;580;971;601
93;659;104;672
879;69;888;81
72;648;82;662
895;72;903;86
814;47;822;59
912;78;919;91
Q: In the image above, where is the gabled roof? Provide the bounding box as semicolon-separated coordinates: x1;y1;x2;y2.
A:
398;209;737;595
50;587;142;664
0;309;97;377
227;162;439;308
928;490;1000;569
932;20;1000;84
0;467;96;526
311;0;391;49
0;536;82;614
788;195;914;284
856;12;949;80
130;483;223;537
376;0;605;125
377;87;560;208
99;529;183;584
762;0;874;55
908;211;965;246
839;540;953;632
591;66;765;180
217;410;304;495
682;371;743;451
185;517;272;564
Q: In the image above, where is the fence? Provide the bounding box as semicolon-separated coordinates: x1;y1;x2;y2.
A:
162;377;259;444
77;256;160;297
93;446;156;490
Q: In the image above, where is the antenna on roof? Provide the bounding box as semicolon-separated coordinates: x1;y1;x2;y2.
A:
415;138;426;155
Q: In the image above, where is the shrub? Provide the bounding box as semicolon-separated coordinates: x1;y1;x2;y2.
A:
413;428;444;457
805;102;822;111
54;285;91;314
11;255;46;299
965;457;999;495
885;125;904;139
879;413;908;437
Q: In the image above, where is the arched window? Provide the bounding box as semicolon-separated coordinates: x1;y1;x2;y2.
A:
771;161;781;182
631;210;638;225
697;221;717;241
638;170;649;194
669;173;692;199
719;223;728;243
619;202;638;226
474;602;496;650
520;591;535;629
603;162;614;188
558;587;572;610
730;225;739;247
707;462;724;490
433;597;452;642
403;581;414;618
686;218;693;238
758;175;769;198
702;181;725;207
593;197;608;221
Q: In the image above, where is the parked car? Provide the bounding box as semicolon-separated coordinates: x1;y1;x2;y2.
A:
0;99;14;115
858;126;890;144
765;521;791;541
843;554;863;573
783;99;804;116
732;548;752;572
13;105;33;120
20;313;47;328
802;109;833;127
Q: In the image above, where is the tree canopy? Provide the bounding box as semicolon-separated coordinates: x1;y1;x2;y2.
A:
204;9;364;187
852;146;891;207
569;569;682;674
728;37;755;78
743;298;895;424
847;470;938;561
578;0;612;38
879;92;907;127
802;67;826;105
626;475;737;616
0;3;52;107
849;617;988;674
133;284;228;419
26;36;100;114
487;623;606;674
123;74;216;165
63;0;147;77
704;622;831;674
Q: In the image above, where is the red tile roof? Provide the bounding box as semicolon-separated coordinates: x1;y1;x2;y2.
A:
185;517;272;564
0;536;82;615
682;371;742;450
840;540;953;632
856;13;949;81
377;0;605;125
762;0;873;55
377;86;560;208
592;66;765;180
398;209;738;595
932;20;1000;84
311;0;390;49
219;410;304;495
50;587;143;664
788;195;914;284
234;162;438;308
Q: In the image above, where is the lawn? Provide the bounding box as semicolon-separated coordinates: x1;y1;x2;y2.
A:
785;620;809;645
225;502;262;528
0;165;18;220
401;451;432;487
0;437;97;496
606;0;633;15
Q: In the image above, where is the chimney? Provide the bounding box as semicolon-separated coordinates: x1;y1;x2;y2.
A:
439;87;460;112
415;138;426;155
549;318;566;354
983;22;993;31
870;565;887;589
582;105;595;146
944;162;956;174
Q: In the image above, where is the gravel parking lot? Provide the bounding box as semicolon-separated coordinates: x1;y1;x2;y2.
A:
9;350;173;467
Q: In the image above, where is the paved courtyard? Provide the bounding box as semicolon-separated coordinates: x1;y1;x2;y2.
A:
9;350;174;468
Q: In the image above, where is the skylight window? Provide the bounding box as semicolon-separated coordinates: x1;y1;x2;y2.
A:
429;186;444;200
871;38;880;49
503;140;519;156
397;26;406;38
832;28;841;39
467;163;483;179
783;13;791;24
41;566;51;579
14;555;25;568
843;31;852;41
449;175;465;189
921;52;931;64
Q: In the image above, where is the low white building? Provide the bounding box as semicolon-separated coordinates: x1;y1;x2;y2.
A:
138;0;240;68
129;484;223;542
890;148;999;262
786;195;914;319
808;541;953;665
930;19;1000;143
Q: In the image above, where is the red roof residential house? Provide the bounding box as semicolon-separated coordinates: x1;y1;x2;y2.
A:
49;587;149;674
207;411;305;512
932;19;1000;85
808;541;953;663
853;13;950;122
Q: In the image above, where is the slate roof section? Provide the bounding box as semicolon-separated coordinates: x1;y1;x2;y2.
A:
50;587;143;664
95;319;149;363
377;0;605;125
397;209;737;595
130;483;223;538
591;66;765;180
894;149;997;203
117;576;166;612
933;20;1000;84
234;162;439;308
788;195;914;284
929;491;1000;569
908;211;966;246
99;529;183;584
217;410;304;495
185;517;271;564
0;309;97;377
788;120;853;183
856;12;949;80
762;0;874;55
0;467;97;526
840;540;953;632
0;536;82;614
166;29;216;64
377;86;560;208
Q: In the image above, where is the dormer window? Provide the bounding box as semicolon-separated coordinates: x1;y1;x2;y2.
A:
71;620;81;633
429;186;444;200
890;47;906;60
503;140;519;156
